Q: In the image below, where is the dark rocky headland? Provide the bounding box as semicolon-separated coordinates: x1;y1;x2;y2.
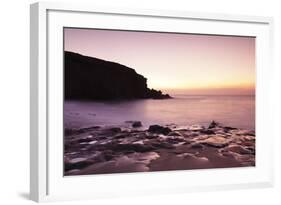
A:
64;51;171;100
64;121;255;176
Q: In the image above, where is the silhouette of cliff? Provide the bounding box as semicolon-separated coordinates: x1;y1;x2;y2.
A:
64;51;171;100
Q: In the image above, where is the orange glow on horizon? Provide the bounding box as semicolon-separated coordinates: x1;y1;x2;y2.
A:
154;83;255;90
150;80;255;90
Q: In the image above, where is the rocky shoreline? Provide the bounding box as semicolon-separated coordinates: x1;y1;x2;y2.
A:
64;121;255;176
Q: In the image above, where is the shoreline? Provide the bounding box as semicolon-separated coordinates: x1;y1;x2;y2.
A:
64;121;255;176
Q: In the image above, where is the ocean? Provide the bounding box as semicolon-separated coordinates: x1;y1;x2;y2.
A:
64;95;255;131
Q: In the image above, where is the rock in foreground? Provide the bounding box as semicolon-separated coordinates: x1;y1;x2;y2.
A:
64;121;255;175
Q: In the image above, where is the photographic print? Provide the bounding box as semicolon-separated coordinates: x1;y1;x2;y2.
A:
63;28;255;176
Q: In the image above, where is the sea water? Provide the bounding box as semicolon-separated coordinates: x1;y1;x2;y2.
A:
64;95;255;130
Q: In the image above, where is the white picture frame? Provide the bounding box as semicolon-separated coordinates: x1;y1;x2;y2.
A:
30;1;274;202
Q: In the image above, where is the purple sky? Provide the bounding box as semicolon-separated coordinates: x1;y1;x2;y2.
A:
64;28;255;95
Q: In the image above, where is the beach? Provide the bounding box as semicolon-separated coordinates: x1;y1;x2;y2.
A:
64;94;255;175
64;120;255;176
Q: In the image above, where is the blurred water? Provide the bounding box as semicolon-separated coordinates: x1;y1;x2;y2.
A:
64;95;255;130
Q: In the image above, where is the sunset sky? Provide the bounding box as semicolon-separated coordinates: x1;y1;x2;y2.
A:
64;28;255;95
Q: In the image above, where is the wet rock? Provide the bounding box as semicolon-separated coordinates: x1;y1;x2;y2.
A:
177;152;195;158
232;130;255;137
67;126;101;135
245;131;255;136
223;126;237;132
64;121;256;175
166;137;185;144
236;130;255;137
200;129;215;135
88;140;97;145
224;145;253;155
243;135;255;141
114;134;128;139
148;125;171;135
240;141;255;147
145;134;158;139
89;152;107;163
151;141;175;149
183;139;193;144
246;147;255;154
97;136;107;140
64;140;85;151
132;140;146;145
167;131;182;136
132;121;142;128
200;136;230;148
109;127;122;132
77;138;93;143
106;142;155;153
208;121;219;129
64;159;93;171
189;125;205;131
193;135;210;141
187;133;199;137
125;120;143;128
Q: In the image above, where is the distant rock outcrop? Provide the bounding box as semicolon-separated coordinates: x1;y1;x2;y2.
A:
64;51;171;100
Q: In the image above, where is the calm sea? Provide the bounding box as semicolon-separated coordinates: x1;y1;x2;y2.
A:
64;95;255;130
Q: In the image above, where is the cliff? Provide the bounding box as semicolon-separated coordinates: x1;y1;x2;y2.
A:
64;51;171;100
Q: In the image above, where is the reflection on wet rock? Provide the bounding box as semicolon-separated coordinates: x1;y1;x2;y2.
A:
64;121;255;175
